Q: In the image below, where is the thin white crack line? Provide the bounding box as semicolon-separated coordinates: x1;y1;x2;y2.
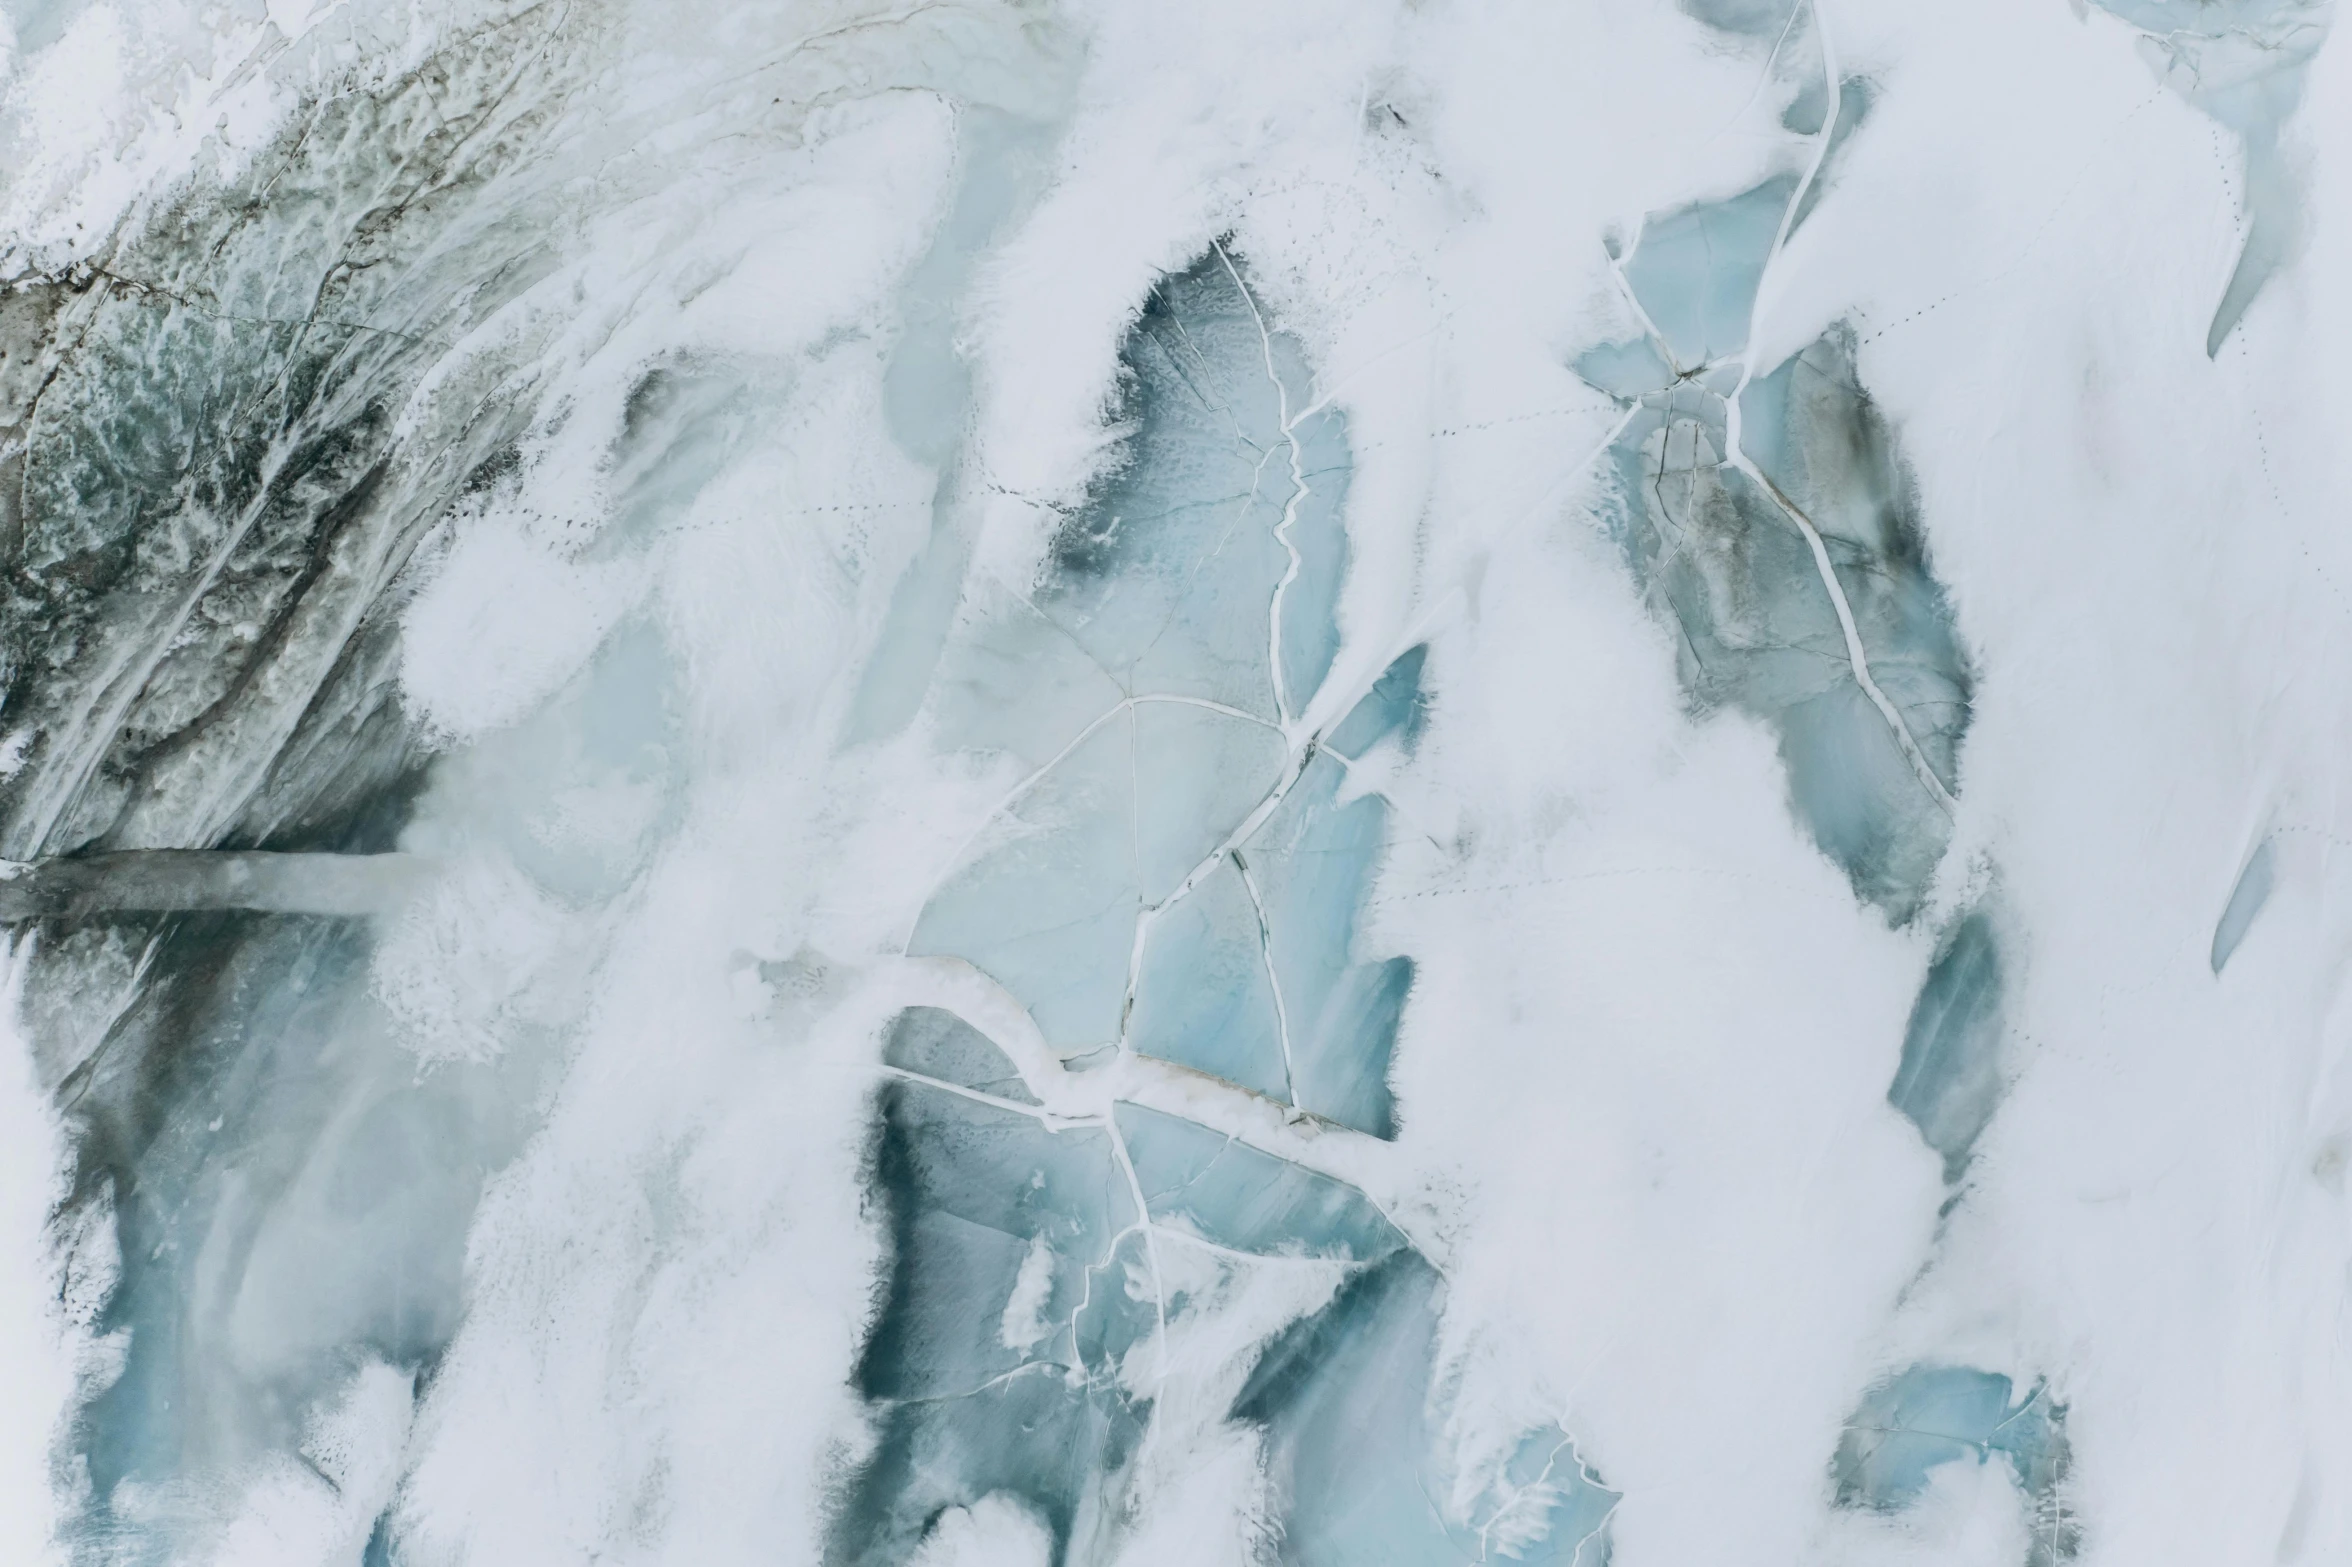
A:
982;564;1131;695
1216;239;1310;731
1062;1220;1124;1379
1712;0;1809;143
1119;889;1156;1047
1987;1383;2046;1439
1105;1126;1172;1385
1153;1225;1343;1269
878;1360;1061;1409
1231;847;1299;1107
875;1064;1106;1129
1158;294;1266;455
1310;1165;1434;1277
1140;1123;1239;1208
1147;694;1280;726
1840;1421;1995;1448
1605;219;1689;374
1732;451;1957;812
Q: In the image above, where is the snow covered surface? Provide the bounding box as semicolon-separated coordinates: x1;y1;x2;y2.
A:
0;0;2344;1561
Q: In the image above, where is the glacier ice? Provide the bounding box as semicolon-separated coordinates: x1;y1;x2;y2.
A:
0;0;2343;1561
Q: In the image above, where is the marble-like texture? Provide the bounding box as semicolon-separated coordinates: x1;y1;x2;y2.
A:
0;0;2344;1562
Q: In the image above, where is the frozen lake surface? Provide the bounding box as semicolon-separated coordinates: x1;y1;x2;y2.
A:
0;0;2342;1561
